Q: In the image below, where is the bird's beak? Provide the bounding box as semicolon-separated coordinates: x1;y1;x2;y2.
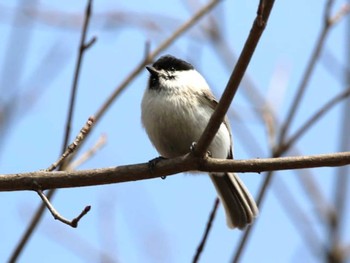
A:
146;66;161;77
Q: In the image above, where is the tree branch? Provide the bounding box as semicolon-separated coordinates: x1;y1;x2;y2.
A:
279;87;350;155
193;0;275;157
277;0;344;143
36;189;91;228
192;197;220;263
232;2;349;261
46;116;95;172
94;0;221;122
66;133;107;170
0;152;349;192
9;1;95;261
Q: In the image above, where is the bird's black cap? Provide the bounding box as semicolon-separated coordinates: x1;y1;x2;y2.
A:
152;55;194;71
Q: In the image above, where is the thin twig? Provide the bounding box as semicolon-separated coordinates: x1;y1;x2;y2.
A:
281;88;350;154
62;0;95;160
8;191;52;263
192;198;220;263
36;189;91;228
94;0;221;122
84;36;97;50
289;147;336;225
67;133;107;170
8;117;95;261
277;0;340;144
321;47;350;83
0;1;38;152
46;116;95;172
328;3;350;25
35;133;105;229
341;244;350;259
329;4;350;261
273;178;324;257
9;1;95;262
232;170;272;263
232;2;346;261
1;151;350;191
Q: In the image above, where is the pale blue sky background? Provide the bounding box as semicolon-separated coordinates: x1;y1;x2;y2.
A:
0;0;349;262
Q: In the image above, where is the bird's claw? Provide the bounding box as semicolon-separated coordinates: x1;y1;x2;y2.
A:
190;142;197;152
190;142;211;157
148;156;167;179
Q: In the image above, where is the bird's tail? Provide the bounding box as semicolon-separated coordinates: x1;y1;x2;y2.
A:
210;172;258;229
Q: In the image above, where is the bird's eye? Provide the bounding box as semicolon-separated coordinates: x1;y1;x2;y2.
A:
149;76;159;89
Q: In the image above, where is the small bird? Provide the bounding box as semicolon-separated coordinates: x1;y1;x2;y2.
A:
141;55;258;229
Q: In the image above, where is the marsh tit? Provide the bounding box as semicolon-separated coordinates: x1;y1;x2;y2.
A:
141;55;258;229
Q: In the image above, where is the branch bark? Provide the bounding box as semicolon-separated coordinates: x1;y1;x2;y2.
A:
193;0;275;157
0;151;349;192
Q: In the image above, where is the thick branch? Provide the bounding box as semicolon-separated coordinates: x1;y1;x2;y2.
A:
193;0;275;157
1;152;349;192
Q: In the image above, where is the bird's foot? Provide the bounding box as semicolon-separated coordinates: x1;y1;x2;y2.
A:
190;142;197;152
148;156;167;179
190;142;211;157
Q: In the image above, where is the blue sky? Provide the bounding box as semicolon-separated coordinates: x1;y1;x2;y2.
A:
0;0;349;262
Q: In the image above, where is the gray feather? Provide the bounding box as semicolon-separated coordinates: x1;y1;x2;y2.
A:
210;172;259;229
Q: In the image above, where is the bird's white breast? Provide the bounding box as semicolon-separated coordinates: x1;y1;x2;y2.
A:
141;70;231;159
